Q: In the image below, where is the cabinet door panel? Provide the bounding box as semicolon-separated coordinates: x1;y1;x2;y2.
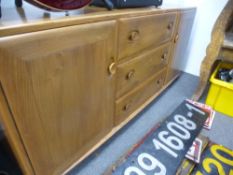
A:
0;21;116;175
165;9;196;84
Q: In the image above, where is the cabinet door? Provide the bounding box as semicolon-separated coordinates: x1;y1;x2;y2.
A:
165;9;196;84
0;21;116;175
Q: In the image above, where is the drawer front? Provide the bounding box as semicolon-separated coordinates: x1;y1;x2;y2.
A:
116;43;172;98
118;12;177;60
115;69;166;125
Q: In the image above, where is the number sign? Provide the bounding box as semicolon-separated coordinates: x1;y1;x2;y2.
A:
112;100;208;175
192;144;233;175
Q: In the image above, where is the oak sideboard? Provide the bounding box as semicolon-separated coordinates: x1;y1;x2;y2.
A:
0;5;196;175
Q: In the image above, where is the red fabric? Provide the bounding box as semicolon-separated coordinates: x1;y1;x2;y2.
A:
30;0;91;10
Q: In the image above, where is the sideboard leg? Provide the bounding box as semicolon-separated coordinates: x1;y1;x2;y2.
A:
192;59;216;101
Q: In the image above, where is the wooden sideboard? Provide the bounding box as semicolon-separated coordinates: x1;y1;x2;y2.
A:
0;5;196;175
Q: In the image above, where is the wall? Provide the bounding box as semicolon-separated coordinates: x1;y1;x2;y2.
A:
163;0;228;76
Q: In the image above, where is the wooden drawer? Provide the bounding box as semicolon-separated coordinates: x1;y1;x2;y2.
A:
118;12;177;60
115;69;166;125
116;43;172;98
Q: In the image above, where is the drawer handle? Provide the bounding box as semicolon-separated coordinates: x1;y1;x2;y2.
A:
157;79;162;85
167;22;173;30
126;70;135;80
174;34;179;43
108;62;116;75
161;52;168;62
123;103;131;111
128;30;140;41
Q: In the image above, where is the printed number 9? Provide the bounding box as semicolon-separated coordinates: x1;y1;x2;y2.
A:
124;153;166;175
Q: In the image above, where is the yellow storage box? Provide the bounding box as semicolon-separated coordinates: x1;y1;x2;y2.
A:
206;62;233;117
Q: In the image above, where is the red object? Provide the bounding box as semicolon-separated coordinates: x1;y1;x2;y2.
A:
24;0;92;11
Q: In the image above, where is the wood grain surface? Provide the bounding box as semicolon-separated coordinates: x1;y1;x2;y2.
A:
0;21;116;175
192;0;233;100
0;6;196;175
118;12;177;60
116;43;172;98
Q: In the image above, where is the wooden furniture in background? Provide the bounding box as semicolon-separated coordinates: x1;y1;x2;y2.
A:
192;0;233;101
0;5;196;175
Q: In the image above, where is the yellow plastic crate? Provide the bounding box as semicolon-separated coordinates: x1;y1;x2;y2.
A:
206;62;233;117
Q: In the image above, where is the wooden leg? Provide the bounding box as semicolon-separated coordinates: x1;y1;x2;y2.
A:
15;0;23;8
192;58;217;101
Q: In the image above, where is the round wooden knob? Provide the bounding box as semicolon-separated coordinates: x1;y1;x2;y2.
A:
167;22;173;30
108;62;116;75
161;52;168;61
157;79;162;85
126;70;135;80
123;103;131;111
174;34;179;43
128;30;140;41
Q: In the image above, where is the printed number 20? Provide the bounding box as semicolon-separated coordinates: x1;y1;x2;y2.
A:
196;145;233;175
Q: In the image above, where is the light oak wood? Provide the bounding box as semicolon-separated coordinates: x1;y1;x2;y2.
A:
0;84;35;175
0;21;116;175
118;12;177;60
166;9;196;84
0;4;195;37
115;69;166;125
116;43;172;98
220;32;233;62
223;32;233;49
220;48;233;62
192;0;233;101
0;6;196;175
63;71;180;175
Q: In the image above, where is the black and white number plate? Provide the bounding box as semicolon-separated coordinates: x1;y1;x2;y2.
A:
112;100;208;175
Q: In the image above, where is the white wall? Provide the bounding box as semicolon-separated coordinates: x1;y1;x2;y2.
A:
163;0;228;76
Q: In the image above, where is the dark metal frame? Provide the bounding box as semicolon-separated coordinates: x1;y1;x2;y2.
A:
15;0;23;7
0;0;23;18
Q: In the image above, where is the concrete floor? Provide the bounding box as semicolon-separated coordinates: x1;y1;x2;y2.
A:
69;72;233;175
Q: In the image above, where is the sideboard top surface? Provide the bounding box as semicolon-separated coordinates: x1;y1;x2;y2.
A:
0;1;196;37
